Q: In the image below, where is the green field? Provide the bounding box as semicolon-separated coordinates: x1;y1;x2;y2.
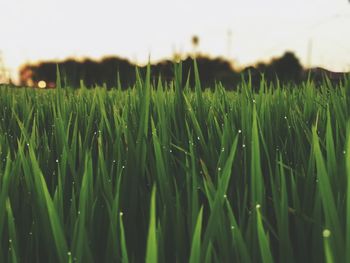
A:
1;66;350;263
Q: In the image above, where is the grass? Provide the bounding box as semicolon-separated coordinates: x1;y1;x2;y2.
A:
0;66;350;262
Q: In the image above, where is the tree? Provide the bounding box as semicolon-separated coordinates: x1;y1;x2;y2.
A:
268;52;303;82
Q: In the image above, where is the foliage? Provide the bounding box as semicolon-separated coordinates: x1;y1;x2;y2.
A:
1;68;350;262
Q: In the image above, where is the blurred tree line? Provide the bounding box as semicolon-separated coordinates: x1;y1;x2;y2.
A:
19;51;346;89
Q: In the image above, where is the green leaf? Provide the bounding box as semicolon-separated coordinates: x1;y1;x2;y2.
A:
146;186;158;263
189;207;203;263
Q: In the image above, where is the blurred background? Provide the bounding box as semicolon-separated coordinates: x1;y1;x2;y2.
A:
0;0;349;87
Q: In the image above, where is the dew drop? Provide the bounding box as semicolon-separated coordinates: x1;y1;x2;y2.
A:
323;229;331;238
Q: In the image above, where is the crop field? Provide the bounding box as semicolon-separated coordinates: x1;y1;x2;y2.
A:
1;65;350;263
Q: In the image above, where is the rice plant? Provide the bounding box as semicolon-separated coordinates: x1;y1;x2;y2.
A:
0;66;350;262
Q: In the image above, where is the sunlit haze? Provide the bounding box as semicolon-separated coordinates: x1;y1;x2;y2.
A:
1;0;350;82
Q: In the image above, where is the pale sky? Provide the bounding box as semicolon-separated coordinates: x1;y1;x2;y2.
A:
1;0;350;82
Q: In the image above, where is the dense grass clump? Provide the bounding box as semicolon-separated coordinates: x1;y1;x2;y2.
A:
1;66;350;263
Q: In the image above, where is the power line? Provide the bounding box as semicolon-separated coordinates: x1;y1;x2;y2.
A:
262;13;346;55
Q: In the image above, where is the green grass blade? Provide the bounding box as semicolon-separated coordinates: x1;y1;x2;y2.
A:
6;198;19;263
256;206;274;263
189;207;203;263
120;213;129;263
312;126;343;261
345;125;350;263
146;186;158;263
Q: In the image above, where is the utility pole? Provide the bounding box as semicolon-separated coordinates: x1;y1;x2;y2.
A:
227;29;233;59
306;39;313;69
